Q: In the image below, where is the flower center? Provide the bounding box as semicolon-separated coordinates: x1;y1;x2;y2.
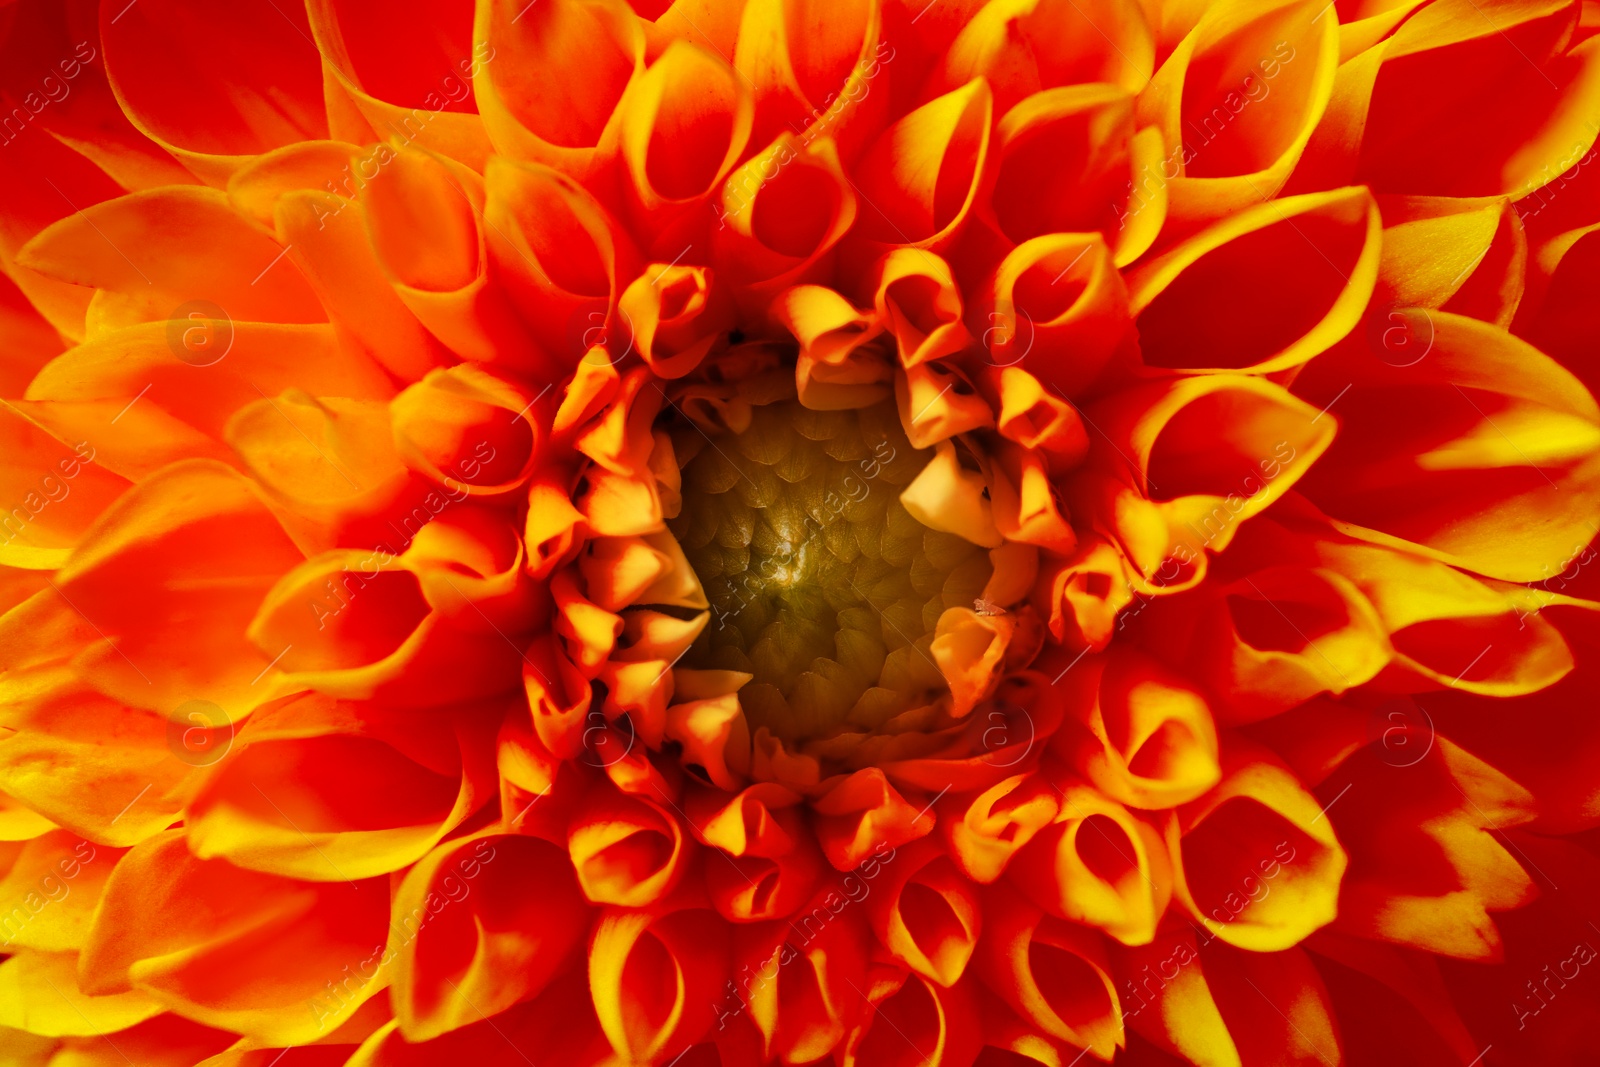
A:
670;398;993;743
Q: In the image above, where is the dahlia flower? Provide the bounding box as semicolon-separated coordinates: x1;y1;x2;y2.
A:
1;0;1599;1064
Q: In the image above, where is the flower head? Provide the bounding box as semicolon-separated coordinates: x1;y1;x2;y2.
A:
1;0;1599;1064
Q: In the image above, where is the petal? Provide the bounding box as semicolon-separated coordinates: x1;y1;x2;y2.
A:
17;187;324;327
1355;0;1600;197
567;784;692;906
932;0;1155;107
472;0;646;178
389;833;589;1041
1125;186;1381;373
1010;775;1173;945
79;831;388;1043
390;364;544;497
865;839;983;986
1053;647;1222;809
976;881;1123;1058
618;40;753;241
1293;312;1600;584
938;772;1059;884
849;79;993;256
813;767;936;870
185;693;495;881
1169;742;1348;951
100;0;327;183
1140;0;1340;227
978;232;1133;398
0;950;162;1037
588;906;729;1062
306;0;493;168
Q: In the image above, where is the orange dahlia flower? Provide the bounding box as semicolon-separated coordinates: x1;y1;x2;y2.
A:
2;0;1600;1064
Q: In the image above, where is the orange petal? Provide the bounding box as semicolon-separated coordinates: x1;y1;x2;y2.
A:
865;839;982;986
589;906;729;1062
938;772;1059;884
1293;312;1600;584
79;831;388;1043
1138;0;1339;230
184;692;495;881
1125;186;1381;373
390;364;543;497
976;880;1123;1058
931;0;1154;108
1009;775;1173;945
472;0;646;178
1168;741;1347;951
813;767;936;870
849;79;992;258
100;0;327;184
1053;647;1221;809
568;785;693;906
977;232;1132;399
306;0;493;169
389;833;589;1041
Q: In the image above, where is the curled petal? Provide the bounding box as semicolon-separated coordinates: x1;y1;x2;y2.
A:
813;767;936;870
1138;0;1338;228
836;966;981;1067
1125;187;1381;373
1010;776;1173;945
713;134;858;313
870;249;970;368
895;361;994;449
359;144;528;366
589;906;730;1062
978;233;1132;399
865;839;983;986
931;0;1155;107
230;148;453;382
1185;564;1392;722
390;364;543;497
568;785;692;906
982;84;1166;264
1169;742;1347;951
939;773;1059;884
932;606;1013;716
389;833;589;1041
620;264;735;379
619;41;753;241
472;0;646;177
976;880;1123;1058
735;893;869;1063
1054;647;1221;809
734;0;887;157
1036;536;1137;651
1086;374;1335;567
483;156;638;373
849;79;992;258
306;0;492;168
246;531;526;707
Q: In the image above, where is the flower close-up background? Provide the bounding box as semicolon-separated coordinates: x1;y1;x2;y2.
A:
2;0;1600;1064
